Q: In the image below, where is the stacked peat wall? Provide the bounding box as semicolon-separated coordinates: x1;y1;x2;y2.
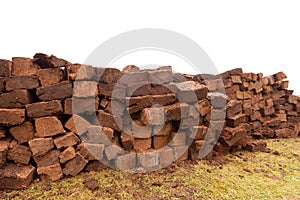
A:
0;54;299;190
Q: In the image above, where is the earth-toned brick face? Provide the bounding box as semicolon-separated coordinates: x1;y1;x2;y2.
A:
0;53;299;190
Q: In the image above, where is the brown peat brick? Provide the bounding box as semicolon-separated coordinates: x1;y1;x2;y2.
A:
151;94;176;106
133;138;151;152
28;138;54;157
0;59;12;77
35;116;66;137
231;75;242;84
99;68;122;83
121;132;134;151
151;84;174;95
66;63;81;80
0;163;35;190
59;146;76;164
97;110;122;132
36;81;72;100
273;71;287;82
164;103;181;121
227;113;247;127
54;132;80;149
11;57;39;76
33;53;67;68
0;90;34;109
229;68;243;75
5;76;39;91
7;143;32;165
9;121;35;144
153;136;169;149
98;83;114;97
128;94;176;113
64;98;73;115
126;95;152;113
33;149;60;167
26;100;63;118
37;67;64;86
37;163;63;181
220;125;248;147
0;109;25;126
63;153;88;176
226;100;242;118
198;99;211;116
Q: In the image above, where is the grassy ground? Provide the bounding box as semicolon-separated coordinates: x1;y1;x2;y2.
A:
1;138;300;200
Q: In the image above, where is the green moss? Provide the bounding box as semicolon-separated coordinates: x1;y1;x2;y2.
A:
3;138;300;200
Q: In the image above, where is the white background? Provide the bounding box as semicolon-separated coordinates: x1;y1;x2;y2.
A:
0;0;299;94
